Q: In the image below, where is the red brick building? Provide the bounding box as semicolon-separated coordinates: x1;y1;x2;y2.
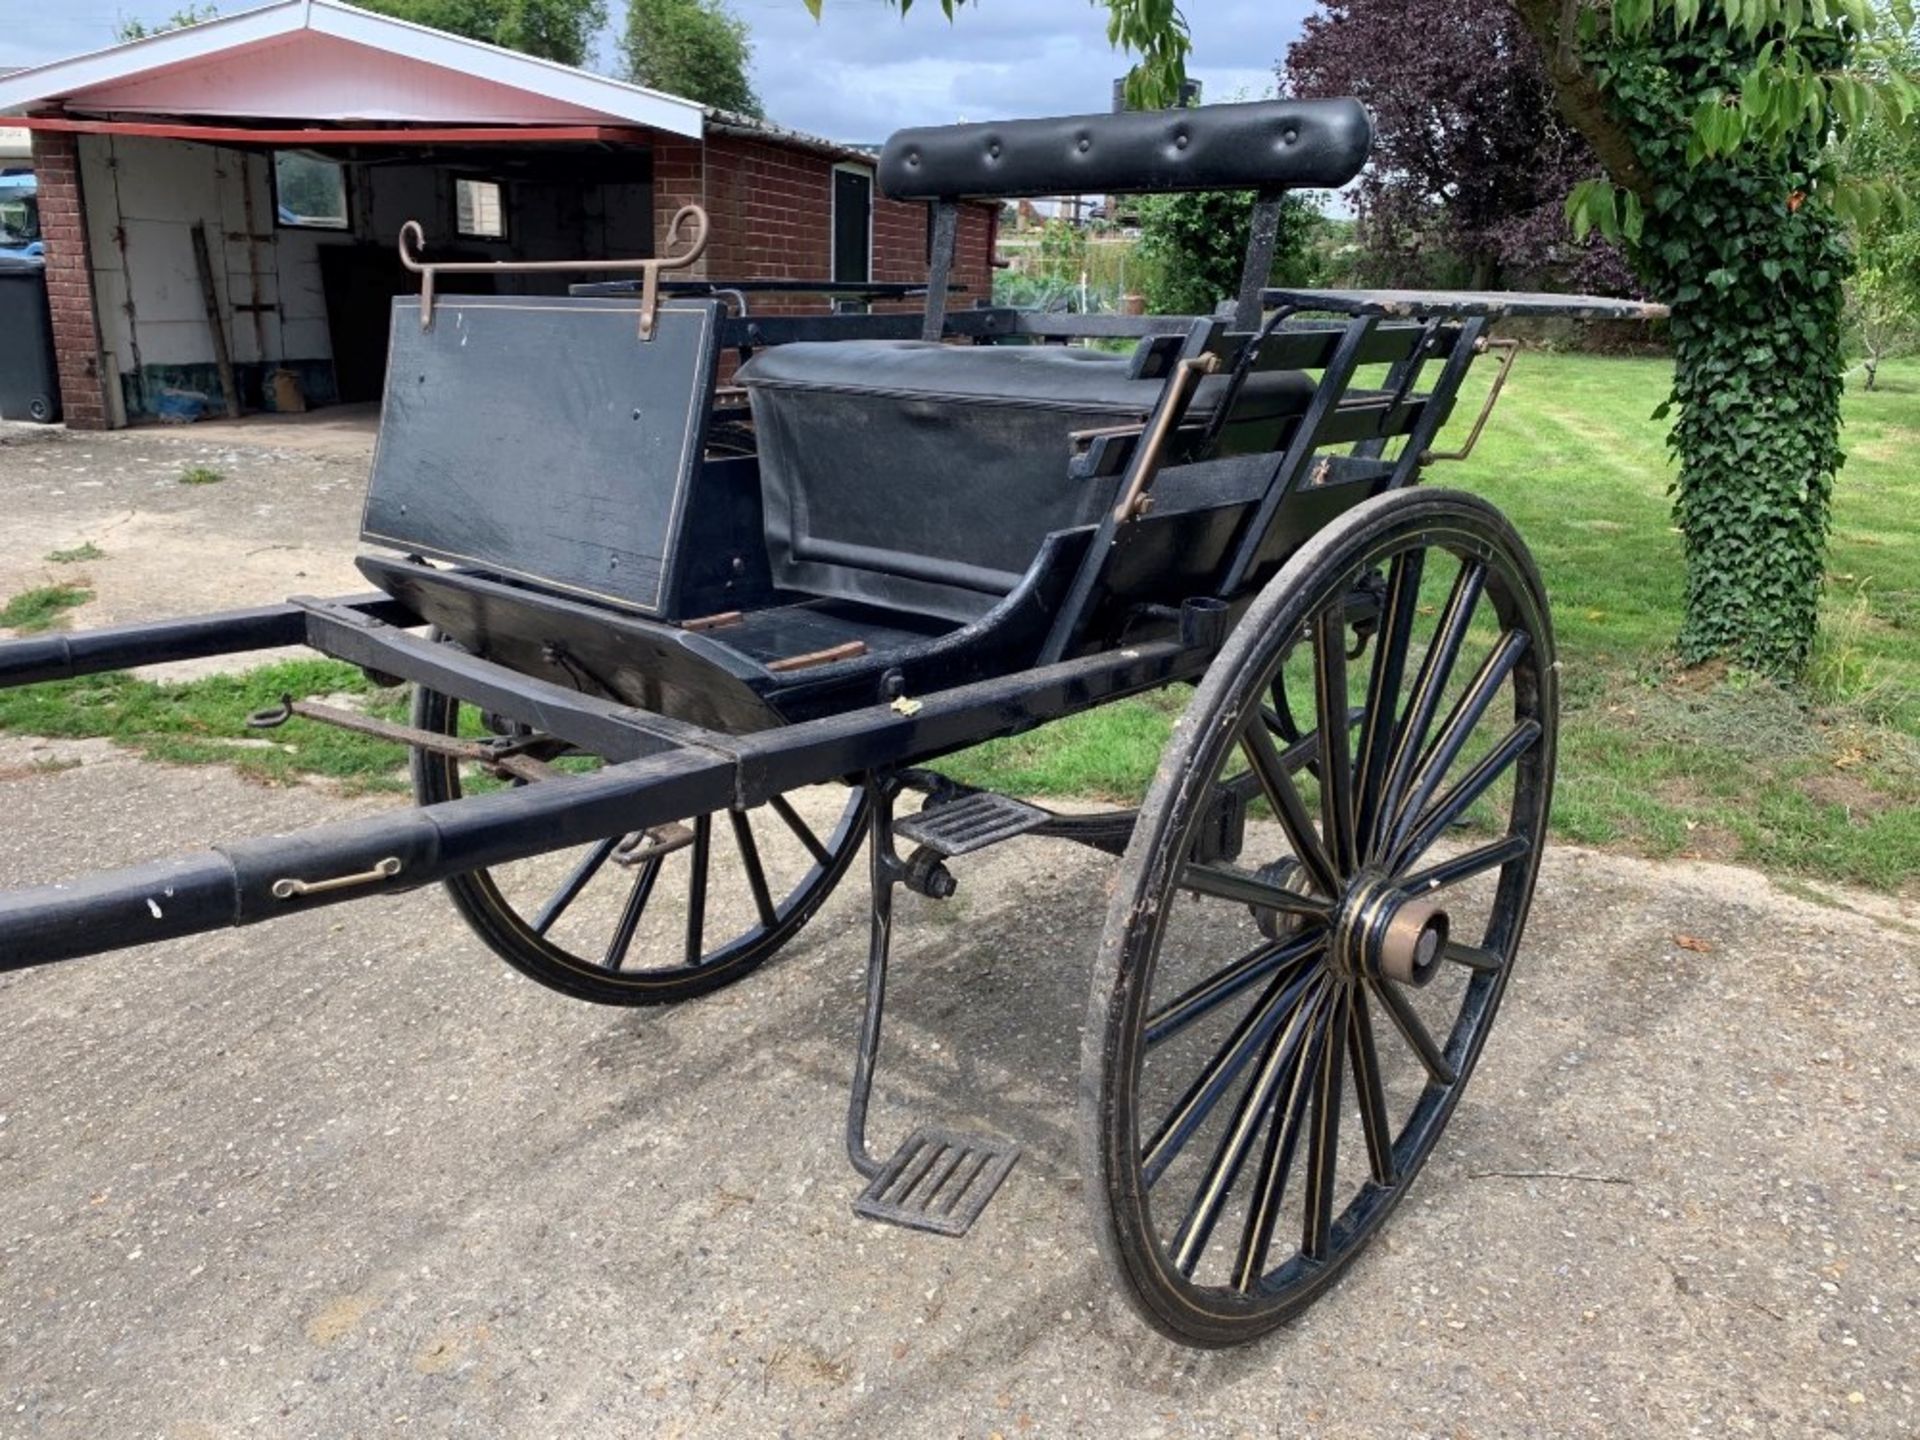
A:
0;0;996;429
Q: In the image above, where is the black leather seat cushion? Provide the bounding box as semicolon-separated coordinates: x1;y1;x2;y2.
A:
737;340;1316;623
738;339;1316;423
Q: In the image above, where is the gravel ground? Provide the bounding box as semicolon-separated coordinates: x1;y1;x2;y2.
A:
0;421;369;680
0;423;1914;1438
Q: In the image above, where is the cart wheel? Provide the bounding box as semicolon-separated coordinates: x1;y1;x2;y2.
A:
411;684;867;1006
1084;488;1556;1347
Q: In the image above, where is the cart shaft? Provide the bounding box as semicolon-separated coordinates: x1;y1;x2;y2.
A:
0;619;1209;974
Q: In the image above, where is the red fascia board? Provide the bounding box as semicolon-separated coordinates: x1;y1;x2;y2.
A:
13;116;653;146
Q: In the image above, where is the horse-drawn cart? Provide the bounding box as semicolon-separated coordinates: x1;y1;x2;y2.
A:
0;99;1661;1346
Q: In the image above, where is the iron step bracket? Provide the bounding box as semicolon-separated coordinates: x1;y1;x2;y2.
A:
893;792;1050;858
852;1126;1021;1238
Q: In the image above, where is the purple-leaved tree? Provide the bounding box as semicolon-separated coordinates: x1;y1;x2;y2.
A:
1283;0;1632;294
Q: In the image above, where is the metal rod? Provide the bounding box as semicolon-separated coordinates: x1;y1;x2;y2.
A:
846;775;903;1179
397;205;709;339
1422;336;1521;465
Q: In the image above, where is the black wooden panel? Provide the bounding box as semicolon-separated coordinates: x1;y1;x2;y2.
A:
361;296;720;616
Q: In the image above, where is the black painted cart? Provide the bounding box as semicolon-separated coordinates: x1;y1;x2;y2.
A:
0;100;1662;1346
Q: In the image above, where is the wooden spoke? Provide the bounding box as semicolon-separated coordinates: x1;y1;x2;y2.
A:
1181;862;1332;919
1145;933;1323;1049
1443;941;1504;973
1390;719;1542;872
1368;975;1457;1086
1312;605;1358;876
1369;559;1486;861
1171;977;1332;1278
1398;833;1531;896
1347;984;1397;1186
1301;984;1350;1260
602;858;662;971
729;807;779;930
1353;550;1426;843
682;813;712;967
1231;990;1332;1290
411;675;867;1006
1141;965;1320;1189
1383;628;1530;858
1240;718;1338;896
769;793;832;867
532;835;618;936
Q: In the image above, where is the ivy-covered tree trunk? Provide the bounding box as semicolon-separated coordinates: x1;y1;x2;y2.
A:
1596;22;1852;674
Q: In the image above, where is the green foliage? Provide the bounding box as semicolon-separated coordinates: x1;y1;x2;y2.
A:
1849;252;1920;386
178;465;224;485
1842;18;1920;387
355;0;608;66
0;585;91;633
622;0;763;115
819;0;1190;105
1133;190;1316;317
1579;16;1856;674
113;3;219;41
1034;217;1088;285
45;542;104;564
1553;4;1920;675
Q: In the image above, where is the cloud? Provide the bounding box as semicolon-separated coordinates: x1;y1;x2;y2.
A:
1;0;1316;143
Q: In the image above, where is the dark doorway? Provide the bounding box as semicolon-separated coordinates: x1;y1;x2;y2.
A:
833;167;872;285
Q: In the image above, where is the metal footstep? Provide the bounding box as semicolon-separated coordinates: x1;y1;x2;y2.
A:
852;1126;1021;1237
894;792;1049;857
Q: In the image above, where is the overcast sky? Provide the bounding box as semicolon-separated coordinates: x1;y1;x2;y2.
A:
1;0;1316;142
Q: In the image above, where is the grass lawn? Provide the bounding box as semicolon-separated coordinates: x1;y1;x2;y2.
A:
1;352;1914;892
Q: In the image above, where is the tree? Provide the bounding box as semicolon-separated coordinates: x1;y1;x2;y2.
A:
1134;190;1317;315
1283;0;1631;294
114;3;219;41
1533;2;1917;674
621;0;763;115
354;0;608;67
1850;259;1920;388
1840;19;1920;390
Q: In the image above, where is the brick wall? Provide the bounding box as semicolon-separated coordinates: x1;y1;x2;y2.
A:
670;133;996;316
29;129;108;430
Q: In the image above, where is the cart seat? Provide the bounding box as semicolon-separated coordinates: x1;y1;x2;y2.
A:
739;340;1315;622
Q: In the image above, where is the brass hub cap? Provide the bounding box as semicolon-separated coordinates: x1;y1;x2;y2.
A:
1333;874;1449;988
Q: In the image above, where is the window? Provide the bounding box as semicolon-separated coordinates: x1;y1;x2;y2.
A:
273;151;349;230
455;178;507;240
0;192;37;247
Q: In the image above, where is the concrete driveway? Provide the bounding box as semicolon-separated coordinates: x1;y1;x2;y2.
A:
0;425;1914;1437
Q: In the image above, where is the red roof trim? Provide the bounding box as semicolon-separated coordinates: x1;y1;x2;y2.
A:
13;116;652;145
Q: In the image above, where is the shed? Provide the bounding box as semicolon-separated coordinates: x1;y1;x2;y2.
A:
0;0;998;428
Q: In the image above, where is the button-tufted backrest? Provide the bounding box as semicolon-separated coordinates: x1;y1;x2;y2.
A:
876;99;1372;202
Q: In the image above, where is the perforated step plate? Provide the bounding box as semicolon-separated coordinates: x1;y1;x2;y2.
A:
852;1127;1021;1237
893;793;1049;858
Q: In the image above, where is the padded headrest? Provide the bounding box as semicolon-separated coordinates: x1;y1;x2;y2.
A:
878;99;1373;201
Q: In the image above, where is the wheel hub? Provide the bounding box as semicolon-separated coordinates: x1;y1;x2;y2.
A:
1332;874;1448;987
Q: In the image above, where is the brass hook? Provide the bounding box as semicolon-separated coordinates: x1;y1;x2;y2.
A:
396;205;711;339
